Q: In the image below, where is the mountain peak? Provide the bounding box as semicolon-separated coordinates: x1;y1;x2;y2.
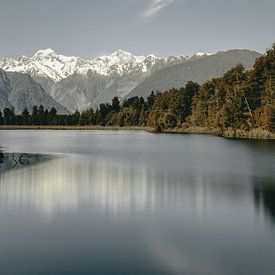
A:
111;49;132;57
195;52;214;57
33;48;57;58
0;48;219;82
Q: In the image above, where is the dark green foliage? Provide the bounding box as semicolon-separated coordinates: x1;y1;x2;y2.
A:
112;97;120;113
0;110;3;125
21;107;31;125
3;107;15;125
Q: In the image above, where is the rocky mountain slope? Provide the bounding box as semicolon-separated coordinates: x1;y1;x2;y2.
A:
128;50;261;98
0;69;68;114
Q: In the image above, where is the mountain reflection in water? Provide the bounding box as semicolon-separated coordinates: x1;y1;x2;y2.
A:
0;153;274;226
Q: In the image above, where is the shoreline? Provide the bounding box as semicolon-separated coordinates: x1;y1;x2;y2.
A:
0;125;274;140
0;125;150;131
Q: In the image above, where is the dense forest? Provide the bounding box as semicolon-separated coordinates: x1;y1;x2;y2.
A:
0;45;274;138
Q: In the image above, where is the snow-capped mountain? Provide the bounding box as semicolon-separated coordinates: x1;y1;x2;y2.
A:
0;49;260;113
0;49;82;82
0;49;190;112
0;48;188;82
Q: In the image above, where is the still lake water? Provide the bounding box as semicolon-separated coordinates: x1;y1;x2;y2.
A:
0;130;275;275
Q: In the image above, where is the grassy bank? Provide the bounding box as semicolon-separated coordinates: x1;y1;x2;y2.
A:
163;126;275;140
222;127;275;140
162;126;222;136
0;125;274;140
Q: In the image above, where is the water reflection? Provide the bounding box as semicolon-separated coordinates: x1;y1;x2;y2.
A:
254;179;275;225
0;154;260;218
0;132;275;275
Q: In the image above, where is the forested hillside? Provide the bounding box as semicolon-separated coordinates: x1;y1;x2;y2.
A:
0;46;274;138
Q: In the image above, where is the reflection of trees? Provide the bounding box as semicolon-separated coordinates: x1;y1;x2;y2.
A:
254;180;275;224
19;154;32;166
0;152;52;172
0;151;4;164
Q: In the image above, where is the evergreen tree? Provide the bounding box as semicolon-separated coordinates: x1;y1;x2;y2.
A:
0;110;3;125
112;97;120;112
22;107;30;125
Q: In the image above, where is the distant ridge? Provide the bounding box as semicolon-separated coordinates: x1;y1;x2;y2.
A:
0;48;188;81
127;49;261;99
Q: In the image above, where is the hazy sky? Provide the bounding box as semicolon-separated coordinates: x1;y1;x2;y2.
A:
1;0;274;58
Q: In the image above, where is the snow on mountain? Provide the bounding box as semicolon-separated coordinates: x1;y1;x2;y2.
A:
195;52;214;57
0;49;90;82
0;49;188;82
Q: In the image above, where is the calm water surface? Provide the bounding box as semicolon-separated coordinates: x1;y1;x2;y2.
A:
0;130;275;275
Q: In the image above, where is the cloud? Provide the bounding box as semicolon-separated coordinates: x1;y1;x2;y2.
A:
143;0;175;17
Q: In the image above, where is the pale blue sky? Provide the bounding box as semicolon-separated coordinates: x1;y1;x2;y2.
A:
1;0;274;58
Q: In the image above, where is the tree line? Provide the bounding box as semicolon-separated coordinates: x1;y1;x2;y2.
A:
0;45;274;134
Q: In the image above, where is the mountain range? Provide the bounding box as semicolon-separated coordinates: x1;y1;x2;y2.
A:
0;49;261;113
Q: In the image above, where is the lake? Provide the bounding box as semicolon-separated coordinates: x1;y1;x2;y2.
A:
0;130;275;275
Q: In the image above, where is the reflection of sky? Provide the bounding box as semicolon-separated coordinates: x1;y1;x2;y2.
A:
0;131;275;275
